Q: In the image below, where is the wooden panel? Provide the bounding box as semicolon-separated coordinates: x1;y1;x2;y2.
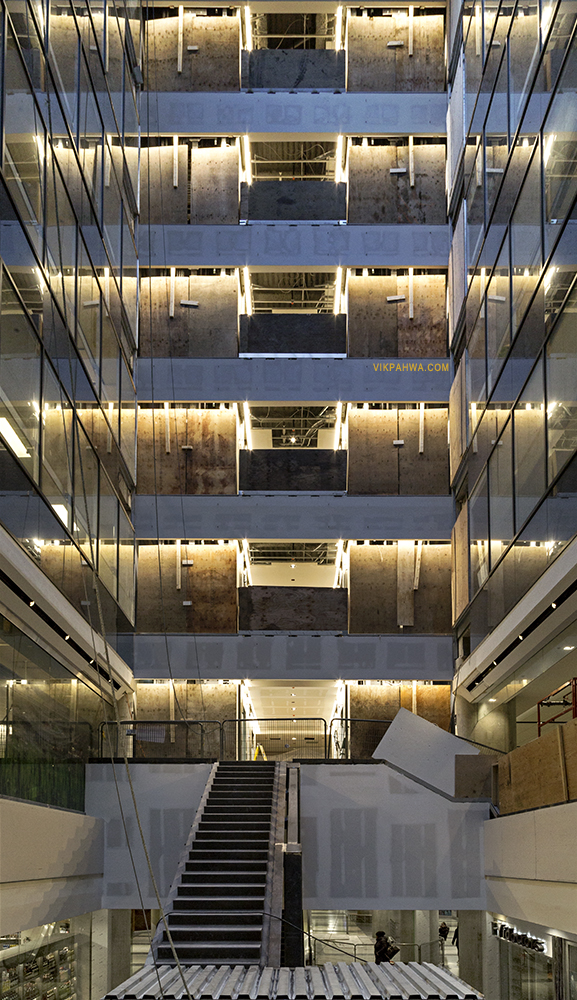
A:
139;146;188;225
397;274;447;357
564;717;577;801
498;724;570;814
145;15;240;92
398;408;449;495
397;540;414;626
413;544;452;633
238;587;348;631
191;146;239;225
347;274;399;357
416;683;451;729
139;275;238;358
136;542;237;633
137;408;237;495
348;683;401;720
451;503;469;623
347;409;399;495
348;543;397;634
347;14;445;93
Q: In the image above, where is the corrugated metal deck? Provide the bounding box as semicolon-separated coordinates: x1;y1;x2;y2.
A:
104;963;483;1000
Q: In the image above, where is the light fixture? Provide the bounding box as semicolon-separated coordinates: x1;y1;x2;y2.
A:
333;265;342;315
290;436;296;444
333;539;344;589
333;402;342;450
335;6;343;50
488;698;496;703
551;602;556;609
243;135;252;184
563;646;575;651
244;6;252;50
243;266;252;316
243;401;253;450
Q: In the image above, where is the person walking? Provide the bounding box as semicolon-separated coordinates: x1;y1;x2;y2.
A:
374;931;399;965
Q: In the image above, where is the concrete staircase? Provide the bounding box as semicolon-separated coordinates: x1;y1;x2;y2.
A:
152;761;278;965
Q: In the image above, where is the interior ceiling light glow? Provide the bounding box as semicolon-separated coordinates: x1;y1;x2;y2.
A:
333;265;343;315
243;135;252;184
242;401;253;450
244;6;252;50
0;418;29;458
335;6;343;49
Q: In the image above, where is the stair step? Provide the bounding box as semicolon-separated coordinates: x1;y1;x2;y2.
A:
164;927;262;942
189;851;269;862
168;912;263;926
157;944;261;961
181;872;266;885
178;884;266;897
194;839;269;849
186;860;268;872
173;897;264;911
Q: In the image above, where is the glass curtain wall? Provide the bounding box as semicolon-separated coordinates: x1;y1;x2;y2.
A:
0;0;140;629
451;0;577;650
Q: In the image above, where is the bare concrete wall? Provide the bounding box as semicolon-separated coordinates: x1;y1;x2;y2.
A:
134;680;236;756
452;504;469;623
140;146;188;225
145;15;240;92
191;146;238;225
347;14;445;93
137;407;237;495
139;274;238;358
347;408;449;495
136;542;237;633
348;144;446;225
238;586;348;631
349;681;450;727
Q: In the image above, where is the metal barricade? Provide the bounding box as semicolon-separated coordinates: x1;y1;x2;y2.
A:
328;718;392;759
98;719;222;759
221;718;327;761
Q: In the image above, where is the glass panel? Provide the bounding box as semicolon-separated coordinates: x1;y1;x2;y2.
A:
99;469;118;597
509;1;541;133
467;307;487;404
41;358;73;531
117;505;135;622
486;239;511;391
511;148;542;334
3;32;44;240
74;417;99;564
547;301;577;482
119;351;135;476
489;416;514;546
514;358;545;526
466;142;485;268
543;33;577;254
469;471;490;590
0;276;42;484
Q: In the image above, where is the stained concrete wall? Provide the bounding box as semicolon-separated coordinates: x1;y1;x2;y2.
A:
348;144;447;225
239;449;347;492
238;586;348;631
139;145;188;225
348;681;451;757
245;181;346;222
348;542;452;635
139;274;238;358
136;542;238;633
134;679;236;756
239;314;346;354
136;407;237;495
347;408;449;495
347;14;445;93
0;798;104;934
145;15;240;92
248;49;345;89
191;146;238;225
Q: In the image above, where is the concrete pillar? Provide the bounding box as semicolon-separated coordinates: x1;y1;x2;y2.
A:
90;909;132;1000
456;910;485;995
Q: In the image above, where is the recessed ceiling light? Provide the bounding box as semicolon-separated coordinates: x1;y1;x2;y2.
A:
488;698;497;703
563;645;575;651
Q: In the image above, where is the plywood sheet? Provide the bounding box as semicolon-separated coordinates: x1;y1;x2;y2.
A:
190;146;238;225
347;409;399;495
398;408;449;495
139;274;238;358
137;407;237;495
348;543;397;634
145;15;240;92
416;683;451;730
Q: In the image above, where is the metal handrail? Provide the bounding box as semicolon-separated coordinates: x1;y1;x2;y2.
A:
98;719;222;757
328;717;393;759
